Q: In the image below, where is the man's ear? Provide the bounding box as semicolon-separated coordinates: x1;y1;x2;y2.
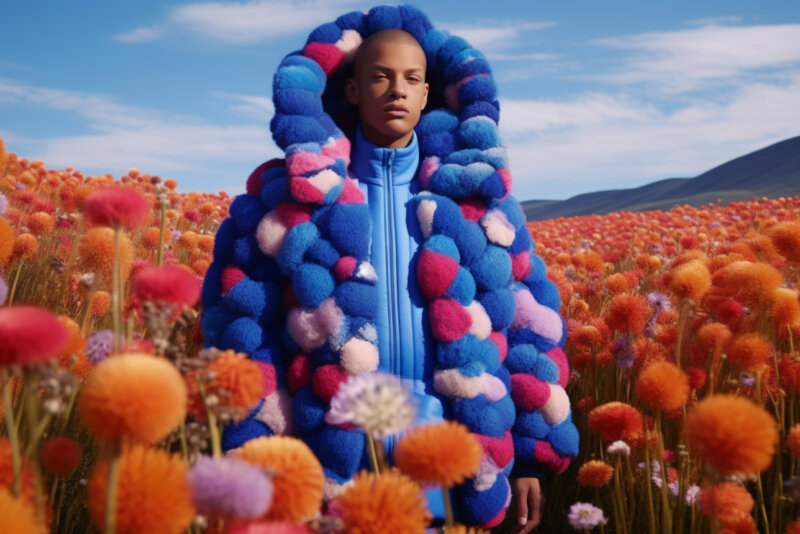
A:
421;82;429;110
345;77;359;105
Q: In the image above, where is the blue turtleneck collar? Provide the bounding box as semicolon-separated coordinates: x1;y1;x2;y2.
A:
350;126;420;187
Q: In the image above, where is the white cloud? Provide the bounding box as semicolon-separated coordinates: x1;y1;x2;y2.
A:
442;20;554;53
501;73;800;200
0;78;276;189
213;91;274;120
115;0;362;45
592;23;800;92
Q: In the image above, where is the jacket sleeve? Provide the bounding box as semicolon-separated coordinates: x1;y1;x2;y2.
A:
501;196;579;479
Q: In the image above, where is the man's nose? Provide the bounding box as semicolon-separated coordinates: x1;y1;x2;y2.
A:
390;77;407;98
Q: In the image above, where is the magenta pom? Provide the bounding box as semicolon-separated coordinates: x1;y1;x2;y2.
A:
489;331;508;362
333;256;357;283
303;42;344;75
275;202;313;228
429;298;472;342
510;374;550;411
287;354;313;394
458;198;486;222
511;251;531;281
417;249;459;300
547;347;570;388
475;430;514;468
221;266;246;296
312;364;349;403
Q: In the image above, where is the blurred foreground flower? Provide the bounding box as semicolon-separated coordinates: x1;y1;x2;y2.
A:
394;421;482;488
84;186;149;229
567;502;607;531
697;482;754;527
40;436;82;476
0;488;45;534
189;455;273;520
0;306;69;366
132;263;201;320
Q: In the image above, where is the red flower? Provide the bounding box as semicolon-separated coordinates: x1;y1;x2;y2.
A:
84;186;149;229
0;306;69;366
41;437;82;476
132;264;201;317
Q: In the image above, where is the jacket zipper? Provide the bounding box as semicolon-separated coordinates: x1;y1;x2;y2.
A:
383;149;399;455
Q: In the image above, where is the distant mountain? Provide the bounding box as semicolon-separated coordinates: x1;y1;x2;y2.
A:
522;136;800;221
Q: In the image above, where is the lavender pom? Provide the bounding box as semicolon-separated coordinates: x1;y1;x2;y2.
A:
189;455;273;519
0;276;7;306
85;330;113;364
0;193;7;215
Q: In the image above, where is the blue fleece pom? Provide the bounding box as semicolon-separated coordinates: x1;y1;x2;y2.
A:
277;222;320;274
249;258;284;282
429;163;494;199
367;5;402;33
233;235;265;271
497;196;525;229
509;227;532;255
220;316;263;354
437;335;483;369
445;49;489;81
454;473;508;525
437;36;471;69
307;21;342;44
229;194;266;235
328;203;370;258
430;197;463;238
445;267;476;305
458;117;499;150
293;263;334;307
528;277;561;312
260;174;290;210
453;220;487;265
471;244;511;291
459;74;496;107
419;131;456;159
451;395;512;437
494;365;511;390
515;410;550;440
334;281;377;319
273;64;323;95
250;342;283;365
399;5;432;42
260;282;282;323
460;359;486;378
293;385;326;434
478;171;507;199
444;148;503;170
274;88;323;116
200;304;235;348
313;346;339;366
548;417;580;456
201;262;222;308
224;277;266;318
461;100;500;124
527;254;547;282
508;327;558;354
278;54;326;91
512;435;536;463
421;28;449;67
306;238;340;268
416;109;459;136
212;218;236;263
335;10;365;32
424;233;459;260
306;425;365;480
478;287;516;330
222;400;271;450
505;344;539;374
317;113;344;140
271;114;329;150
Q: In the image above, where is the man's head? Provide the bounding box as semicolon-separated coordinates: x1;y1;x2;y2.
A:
345;29;429;148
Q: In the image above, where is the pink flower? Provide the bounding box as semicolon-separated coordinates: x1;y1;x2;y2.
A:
84;186;149;229
0;306;69;366
132;264;201;318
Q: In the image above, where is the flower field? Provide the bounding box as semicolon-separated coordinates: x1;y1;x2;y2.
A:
0;133;800;533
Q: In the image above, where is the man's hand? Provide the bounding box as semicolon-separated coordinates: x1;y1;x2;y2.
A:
510;477;542;533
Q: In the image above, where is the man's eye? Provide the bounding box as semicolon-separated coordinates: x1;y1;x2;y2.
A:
407;77;420;83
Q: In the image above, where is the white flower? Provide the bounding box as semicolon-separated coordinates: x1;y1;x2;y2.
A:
606;440;631;457
325;371;417;439
567;502;607;531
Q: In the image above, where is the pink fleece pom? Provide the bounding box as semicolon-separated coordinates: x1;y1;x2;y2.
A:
480;209;515;247
511;251;531;281
511;289;563;344
275;202;312;228
312;364;349;403
417;249;459;300
489;331;508;362
497;168;512;199
287;306;325;351
333;256;357;283
255;361;278;396
287;150;336;177
416;199;437;239
317;297;345;336
418;157;439;190
321;136;351;164
480;507;508;529
339;337;379;374
303;42;344;75
246;158;284;196
482;374;507;402
540;384;570;425
458;198;486;222
255;210;288;257
337;177;365;204
474;430;514;468
220;266;246;296
533;440;560;469
289;176;325;204
430;298;472;342
255;389;293;435
547;347;570;388
510;374;550;411
287;354;313;394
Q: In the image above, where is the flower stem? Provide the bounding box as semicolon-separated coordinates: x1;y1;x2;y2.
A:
197;380;221;458
442;485;454;527
366;433;381;476
654;414;672;534
1;370;21;497
111;227;122;355
157;202;166;267
104;447;121;534
643;443;657;534
7;260;22;305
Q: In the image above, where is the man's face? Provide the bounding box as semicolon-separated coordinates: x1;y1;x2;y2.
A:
345;39;429;148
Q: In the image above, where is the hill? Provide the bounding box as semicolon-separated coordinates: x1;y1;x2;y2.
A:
522;135;800;220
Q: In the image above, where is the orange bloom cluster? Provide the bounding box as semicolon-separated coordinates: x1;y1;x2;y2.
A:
697;482;754;527
577;460;614;487
186;350;264;421
394;421;483;487
635;360;689;412
587;402;644;442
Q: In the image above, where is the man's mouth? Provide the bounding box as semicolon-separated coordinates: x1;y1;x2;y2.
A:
384;104;409;118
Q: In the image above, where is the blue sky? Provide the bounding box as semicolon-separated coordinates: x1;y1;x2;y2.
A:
2;1;799;201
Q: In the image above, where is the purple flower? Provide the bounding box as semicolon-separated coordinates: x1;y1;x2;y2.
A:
189;455;273;519
611;336;634;369
0;276;7;305
739;372;756;388
0;193;8;215
85;330;113;364
568;502;607;530
647;292;672;314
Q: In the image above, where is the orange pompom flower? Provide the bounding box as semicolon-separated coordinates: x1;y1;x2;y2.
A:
41;436;82;476
0;306;69;366
577;460;614;487
603;273;629;294
603;293;651;335
712;261;783;311
727;333;772;373
237;436;324;522
12;233;38;261
587;402;644;442
394;421;483;487
26;211;54;236
337;470;430;534
669;260;711;303
78;353;186;444
697;482;754;526
90;290;111;316
0;489;45;534
84;186;149;229
78;226;134;283
186;350;264;422
786;423;800;458
695;322;732;356
686;395;778;475
768;221;800;263
141;227;161;249
771;288;800;339
0;217;13;267
88;445;194;534
635;360;689;412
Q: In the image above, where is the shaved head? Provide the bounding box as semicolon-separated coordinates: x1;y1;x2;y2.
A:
352;29;426;78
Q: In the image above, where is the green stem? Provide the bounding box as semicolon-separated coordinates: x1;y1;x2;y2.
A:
643;443;657;534
654;414;672;534
755;472;770;533
366;433;381;476
7;260;23;306
442;485;454;528
1;370;21;497
197;380;221;458
157;203;167;267
111;227;122;355
104;451;121;534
